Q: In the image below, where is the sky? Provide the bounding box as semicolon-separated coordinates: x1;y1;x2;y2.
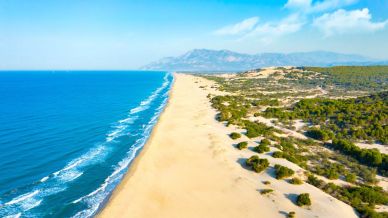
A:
0;0;387;69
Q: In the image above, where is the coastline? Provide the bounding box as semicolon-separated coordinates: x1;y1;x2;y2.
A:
95;72;177;216
98;73;358;218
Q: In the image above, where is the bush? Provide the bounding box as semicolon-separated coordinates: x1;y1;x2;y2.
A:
237;141;248;150
330;139;387;175
306;128;330;141
260;138;271;146
260;189;274;195
263;181;271;185
254;144;270;153
274;164;295;179
287;211;296;218
243;120;274;138
290;177;303;185
246;155;269;173
230;132;241;139
296;193;311;206
345;173;357;183
272;151;284;158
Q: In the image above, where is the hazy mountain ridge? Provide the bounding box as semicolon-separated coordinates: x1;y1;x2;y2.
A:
142;49;386;71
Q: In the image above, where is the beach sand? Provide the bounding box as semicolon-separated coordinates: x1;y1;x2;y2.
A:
99;74;358;218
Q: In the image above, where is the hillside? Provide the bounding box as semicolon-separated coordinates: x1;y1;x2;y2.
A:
141;49;386;71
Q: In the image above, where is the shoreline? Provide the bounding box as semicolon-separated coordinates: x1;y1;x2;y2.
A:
98;74;358;218
94;72;176;216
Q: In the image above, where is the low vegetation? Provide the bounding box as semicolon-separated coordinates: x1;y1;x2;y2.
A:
274;164;295;179
236;141;248;150
230;132;241;140
289;177;303;185
330;139;388;176
287;211;296;218
260;189;274;195
201;66;388;216
307;174;388;217
296;193;311;207
246;155;269;173
263;92;388;144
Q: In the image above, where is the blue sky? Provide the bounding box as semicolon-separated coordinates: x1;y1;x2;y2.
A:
1;0;387;69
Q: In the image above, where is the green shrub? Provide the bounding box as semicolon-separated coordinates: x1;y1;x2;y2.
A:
254;144;270;153
246;155;269;173
260;138;271;146
290;177;303;185
345;173;357;183
274;164;295;179
296;193;311;206
287;211;296;218
230;132;241;139
306;128;330;141
263;181;271;185
272;151;284;158
237;141;248;150
243;120;274;138
260;189;274;195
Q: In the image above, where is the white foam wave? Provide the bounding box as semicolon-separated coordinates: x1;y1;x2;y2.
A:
57;171;83;182
5;191;39;206
71;83;171;218
129;73;170;115
4;213;21;218
21;199;42;211
0;72;172;218
53;146;106;179
39;176;49;182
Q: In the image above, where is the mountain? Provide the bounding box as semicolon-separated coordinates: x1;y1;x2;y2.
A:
141;49;384;72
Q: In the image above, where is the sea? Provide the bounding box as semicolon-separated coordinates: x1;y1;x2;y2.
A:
0;71;173;217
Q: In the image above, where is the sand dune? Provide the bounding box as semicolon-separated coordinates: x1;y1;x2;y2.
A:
99;74;358;218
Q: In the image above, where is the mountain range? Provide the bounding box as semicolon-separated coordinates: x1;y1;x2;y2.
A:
141;49;387;72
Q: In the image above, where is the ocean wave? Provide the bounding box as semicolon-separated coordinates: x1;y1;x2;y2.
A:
71;75;172;217
0;72;172;218
129;73;170;115
39;176;49;182
4;213;21;218
5;190;39;206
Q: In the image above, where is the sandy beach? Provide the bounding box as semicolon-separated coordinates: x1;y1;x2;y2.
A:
99;74;358;218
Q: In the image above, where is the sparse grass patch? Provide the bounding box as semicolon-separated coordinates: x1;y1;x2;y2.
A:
289;177;303;185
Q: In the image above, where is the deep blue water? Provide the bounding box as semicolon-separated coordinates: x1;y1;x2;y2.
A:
0;71;172;217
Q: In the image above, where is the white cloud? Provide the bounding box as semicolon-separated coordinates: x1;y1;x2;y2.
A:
285;0;358;13
214;17;259;35
285;0;312;11
247;14;304;38
213;14;304;42
313;8;388;36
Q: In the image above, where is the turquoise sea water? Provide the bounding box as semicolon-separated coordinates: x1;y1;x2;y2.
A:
0;71;172;217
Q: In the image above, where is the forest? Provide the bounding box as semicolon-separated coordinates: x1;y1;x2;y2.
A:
263;91;388;144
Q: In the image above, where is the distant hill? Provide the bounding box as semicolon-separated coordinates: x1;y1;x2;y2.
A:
141;49;386;72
